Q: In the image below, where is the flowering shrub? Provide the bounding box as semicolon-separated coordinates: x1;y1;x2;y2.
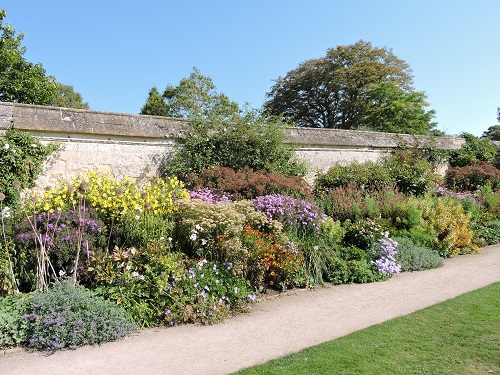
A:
0;128;58;206
35;171;190;220
163;259;255;326
253;194;326;234
343;219;385;250
21;281;134;351
242;227;305;290
173;199;284;275
370;233;401;276
185;166;312;200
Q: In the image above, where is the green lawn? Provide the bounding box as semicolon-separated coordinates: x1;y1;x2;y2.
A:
233;282;500;375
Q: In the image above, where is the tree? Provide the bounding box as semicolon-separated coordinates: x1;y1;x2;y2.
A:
264;40;416;130
0;9;57;105
140;67;241;121
140;86;169;116
362;82;437;134
52;83;89;109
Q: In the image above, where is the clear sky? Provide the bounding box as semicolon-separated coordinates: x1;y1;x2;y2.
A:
2;0;499;136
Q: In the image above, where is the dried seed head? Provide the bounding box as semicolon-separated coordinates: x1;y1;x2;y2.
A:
12;181;21;190
30;196;38;203
141;192;148;200
144;202;152;210
115;187;125;197
0;193;5;202
78;181;90;194
67;185;75;194
44;186;52;191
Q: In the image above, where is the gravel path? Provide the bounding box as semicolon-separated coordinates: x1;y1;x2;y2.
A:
2;245;499;375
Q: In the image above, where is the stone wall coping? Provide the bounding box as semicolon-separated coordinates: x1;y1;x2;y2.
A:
0;101;464;149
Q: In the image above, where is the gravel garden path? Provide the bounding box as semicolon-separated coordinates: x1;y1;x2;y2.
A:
2;245;500;375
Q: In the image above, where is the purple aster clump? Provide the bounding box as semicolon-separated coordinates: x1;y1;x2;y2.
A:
371;232;401;276
253;194;326;233
435;187;483;206
189;188;232;203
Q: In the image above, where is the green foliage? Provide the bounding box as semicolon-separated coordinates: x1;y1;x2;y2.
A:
410;195;476;257
473;220;500;246
172;199;284;276
482;124;500;141
320;217;345;245
0;292;32;348
22;281;135;351
392;236;443;271
325;248;388;285
112;211;174;249
161;259;254;326
91;245;186;327
362;82;437;135
445;164;500;191
52;83;89;109
449;133;498;167
382;145;440;195
140;86;169;116
186;166;312;200
0;10;58;105
163;112;306;179
264;40;414;130
0;128;58;206
314;161;395;194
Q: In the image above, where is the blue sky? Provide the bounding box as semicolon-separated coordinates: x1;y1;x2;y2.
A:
3;0;499;136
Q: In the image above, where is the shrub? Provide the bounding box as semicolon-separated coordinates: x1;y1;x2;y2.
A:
325;256;387;285
472;220;500;246
253;194;326;235
22;281;135;351
381;146;440;195
161;114;307;180
0;128;58;207
316;183;365;222
393;236;443;271
342;219;386;250
448;133;498;167
185;166;312;200
445;164;500;191
410;195;476;257
313;161;395;194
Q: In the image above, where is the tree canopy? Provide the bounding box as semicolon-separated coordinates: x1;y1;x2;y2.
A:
0;9;57;105
52;83;89;109
140;67;241;122
263;40;437;135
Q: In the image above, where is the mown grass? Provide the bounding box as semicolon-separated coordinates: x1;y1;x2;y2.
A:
233;282;500;375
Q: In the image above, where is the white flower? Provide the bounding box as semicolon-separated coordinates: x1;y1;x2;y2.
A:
30;144;37;148
190;233;197;241
3;143;9;150
195;224;202;231
1;206;11;219
130;248;136;255
126;264;131;270
132;271;139;277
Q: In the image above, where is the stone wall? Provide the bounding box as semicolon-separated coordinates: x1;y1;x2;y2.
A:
0;102;465;189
